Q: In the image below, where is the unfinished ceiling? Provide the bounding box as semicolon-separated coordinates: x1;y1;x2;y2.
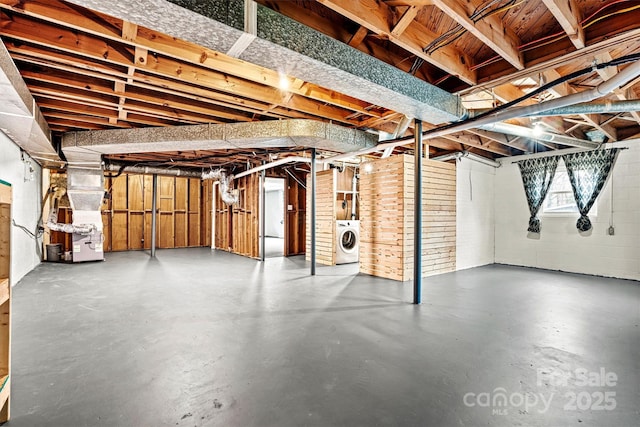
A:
1;0;640;169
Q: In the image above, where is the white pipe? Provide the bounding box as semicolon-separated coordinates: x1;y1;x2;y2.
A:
432;151;501;168
233;156;311;179
479;122;600;149
351;172;357;220
323;59;640;162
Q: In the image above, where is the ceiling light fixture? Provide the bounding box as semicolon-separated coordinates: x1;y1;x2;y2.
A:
279;74;290;90
532;122;545;137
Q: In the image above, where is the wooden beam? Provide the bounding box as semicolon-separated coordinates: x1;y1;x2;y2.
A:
468;13;640;91
541;0;585;49
348;25;368;48
391;6;419;38
0;17;362;127
431;0;524;70
466;129;529;152
11;49;287;119
316;0;476;84
440;132;511;156
0;0;378;117
121;20;138;42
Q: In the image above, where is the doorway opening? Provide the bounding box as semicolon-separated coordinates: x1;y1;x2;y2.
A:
263;177;285;258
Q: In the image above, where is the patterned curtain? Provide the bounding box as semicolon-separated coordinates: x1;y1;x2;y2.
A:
517;156;559;233
562;148;621;232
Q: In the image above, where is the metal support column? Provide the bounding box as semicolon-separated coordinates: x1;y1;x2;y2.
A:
414;119;422;304
310;148;317;276
260;162;266;262
151;174;158;258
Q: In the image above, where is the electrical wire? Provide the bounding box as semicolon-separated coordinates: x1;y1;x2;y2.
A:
469;0;640;72
418;53;640;138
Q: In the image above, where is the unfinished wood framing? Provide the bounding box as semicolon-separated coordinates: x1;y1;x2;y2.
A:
50;173;210;253
359;155;456;281
305;169;335;266
284;171;306;256
214;174;260;258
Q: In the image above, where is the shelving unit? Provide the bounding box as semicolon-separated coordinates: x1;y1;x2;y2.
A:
0;179;12;423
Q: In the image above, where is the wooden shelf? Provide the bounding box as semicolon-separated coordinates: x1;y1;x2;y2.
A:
0;181;10;422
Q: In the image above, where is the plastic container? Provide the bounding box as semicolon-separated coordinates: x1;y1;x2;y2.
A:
45;243;62;262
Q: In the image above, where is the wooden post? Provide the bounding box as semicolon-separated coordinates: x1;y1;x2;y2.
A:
414;119;422;304
310;149;316;276
151;174;157;257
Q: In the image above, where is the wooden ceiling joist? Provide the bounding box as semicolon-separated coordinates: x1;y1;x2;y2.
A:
541;0;585;50
431;0;524;70
0;0;379;118
316;0;476;84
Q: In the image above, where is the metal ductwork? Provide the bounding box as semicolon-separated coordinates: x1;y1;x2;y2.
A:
479;122;600;149
0;41;60;166
104;163;202;178
65;167;105;231
62;0;465;124
522;99;640;117
201;169;239;206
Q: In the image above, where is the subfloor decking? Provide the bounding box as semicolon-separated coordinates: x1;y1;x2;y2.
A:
10;249;640;426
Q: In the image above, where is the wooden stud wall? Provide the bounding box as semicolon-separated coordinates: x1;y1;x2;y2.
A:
284;172;306;256
335;167;358;221
305;169;335;266
51;173;210;253
214;174;259;258
359;155;456;281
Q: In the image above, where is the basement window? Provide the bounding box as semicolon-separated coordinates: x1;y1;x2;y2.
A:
542;160;597;216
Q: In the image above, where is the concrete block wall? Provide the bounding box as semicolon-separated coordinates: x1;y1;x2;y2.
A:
456;158;496;271
0;131;43;285
494;141;640;281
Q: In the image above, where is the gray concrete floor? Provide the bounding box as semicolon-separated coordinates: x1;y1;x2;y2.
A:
9;249;640;427
264;237;284;258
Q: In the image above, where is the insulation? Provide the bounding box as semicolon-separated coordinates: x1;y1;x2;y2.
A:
62;0;465;123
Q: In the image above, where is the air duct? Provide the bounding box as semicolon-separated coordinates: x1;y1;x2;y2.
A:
63;0;465;124
522;99;640;117
202;169;239;206
104;163;202;178
0;41;60;165
46;187;96;235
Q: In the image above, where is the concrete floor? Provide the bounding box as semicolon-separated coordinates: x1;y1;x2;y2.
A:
263;237;284;258
9;249;640;427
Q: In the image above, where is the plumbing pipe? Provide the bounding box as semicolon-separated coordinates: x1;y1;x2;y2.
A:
522;99;640;117
351;172;357;220
479;122;600;149
233;156;311;179
104;163;202;178
322;59;640;163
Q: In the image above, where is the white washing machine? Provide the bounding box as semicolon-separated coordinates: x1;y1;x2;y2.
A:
335;220;360;264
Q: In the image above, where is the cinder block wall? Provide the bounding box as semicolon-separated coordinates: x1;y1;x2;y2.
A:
359;155;456;281
456;158;496;270
495;142;640;281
